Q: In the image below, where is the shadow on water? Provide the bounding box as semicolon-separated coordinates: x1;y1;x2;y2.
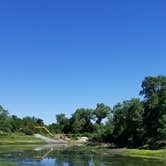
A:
0;145;165;166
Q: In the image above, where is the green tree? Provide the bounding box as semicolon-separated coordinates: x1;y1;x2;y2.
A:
22;116;44;135
113;99;144;147
91;117;114;143
141;76;166;147
71;108;94;133
0;105;11;132
10;115;23;132
140;76;166;99
104;117;115;142
56;113;70;133
93;103;111;124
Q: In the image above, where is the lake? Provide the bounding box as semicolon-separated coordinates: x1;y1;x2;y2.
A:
0;145;165;166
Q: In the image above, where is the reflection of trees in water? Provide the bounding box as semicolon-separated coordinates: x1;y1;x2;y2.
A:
48;150;164;166
53;153;166;166
52;154;166;166
1;148;166;166
52;151;92;166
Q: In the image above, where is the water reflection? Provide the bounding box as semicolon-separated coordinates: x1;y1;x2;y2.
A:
0;145;165;166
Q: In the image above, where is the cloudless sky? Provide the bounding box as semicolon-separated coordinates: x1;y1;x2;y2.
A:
0;0;165;124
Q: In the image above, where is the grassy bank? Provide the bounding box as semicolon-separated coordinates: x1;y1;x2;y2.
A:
63;145;166;161
0;133;166;161
0;160;16;166
121;149;166;160
0;132;44;145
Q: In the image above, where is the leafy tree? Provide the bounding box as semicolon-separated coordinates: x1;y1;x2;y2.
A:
22;116;44;128
10;115;23;132
93;103;111;124
21;116;44;135
140;76;166;99
113;99;144;147
141;76;166;147
70;108;94;133
56;114;70;133
103;117;115;142
0;105;12;132
91;117;114;143
48;123;60;133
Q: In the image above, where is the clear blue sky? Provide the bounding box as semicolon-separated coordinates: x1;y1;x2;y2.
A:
0;0;165;124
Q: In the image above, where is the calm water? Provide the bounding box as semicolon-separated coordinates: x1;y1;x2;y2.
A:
0;145;165;166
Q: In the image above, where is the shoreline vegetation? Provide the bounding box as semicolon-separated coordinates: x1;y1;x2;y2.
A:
0;132;45;145
1;75;166;161
0;133;166;161
0;142;166;161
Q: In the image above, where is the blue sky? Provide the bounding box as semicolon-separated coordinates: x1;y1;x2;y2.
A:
0;0;165;124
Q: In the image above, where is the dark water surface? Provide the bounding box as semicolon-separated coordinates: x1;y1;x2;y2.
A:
0;145;165;166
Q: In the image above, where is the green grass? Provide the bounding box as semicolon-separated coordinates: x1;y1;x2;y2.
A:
0;132;45;145
0;161;16;166
75;145;166;161
0;144;41;154
121;149;166;160
0;133;166;161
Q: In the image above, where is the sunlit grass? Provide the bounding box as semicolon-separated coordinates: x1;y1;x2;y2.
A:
122;149;166;160
0;132;44;145
0;160;16;166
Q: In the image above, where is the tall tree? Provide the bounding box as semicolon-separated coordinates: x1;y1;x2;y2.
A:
0;105;11;132
56;114;70;133
113;99;144;147
10;115;23;132
140;76;166;146
93;103;111;124
71;108;94;133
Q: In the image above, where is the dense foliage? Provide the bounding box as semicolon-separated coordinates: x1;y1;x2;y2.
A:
0;106;44;135
1;75;166;149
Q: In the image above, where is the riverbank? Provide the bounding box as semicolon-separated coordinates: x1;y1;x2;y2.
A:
121;149;166;160
63;145;166;161
0;132;44;145
100;147;166;160
0;145;165;166
0;133;166;161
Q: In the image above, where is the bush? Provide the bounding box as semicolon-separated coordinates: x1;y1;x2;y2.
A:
22;128;34;135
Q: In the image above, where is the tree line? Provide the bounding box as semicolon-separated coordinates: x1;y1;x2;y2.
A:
0;75;166;149
0;107;44;135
